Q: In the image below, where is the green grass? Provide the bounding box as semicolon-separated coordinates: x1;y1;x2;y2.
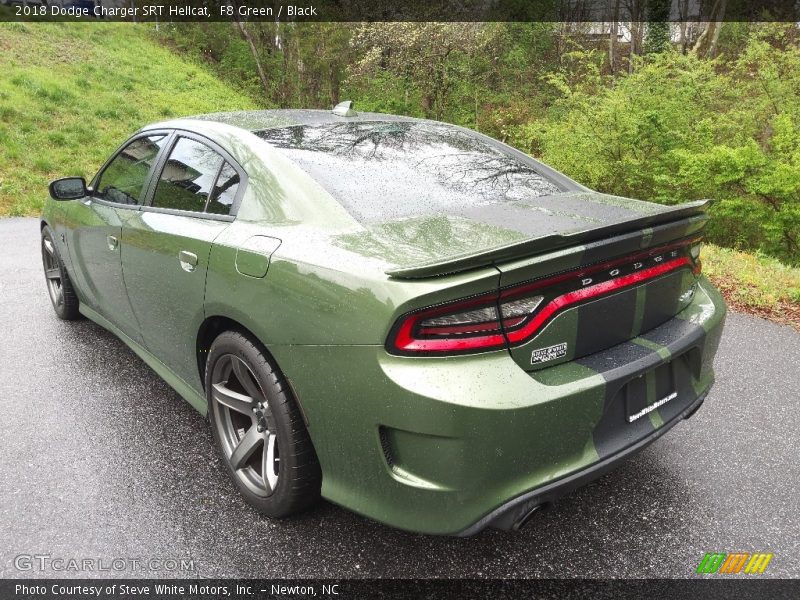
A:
0;22;258;216
704;244;800;330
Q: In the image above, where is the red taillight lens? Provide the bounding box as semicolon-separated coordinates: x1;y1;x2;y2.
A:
690;242;703;275
387;237;701;356
391;294;506;354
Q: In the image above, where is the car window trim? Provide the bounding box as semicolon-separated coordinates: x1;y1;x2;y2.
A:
203;159;227;213
140;129;248;221
88;129;174;211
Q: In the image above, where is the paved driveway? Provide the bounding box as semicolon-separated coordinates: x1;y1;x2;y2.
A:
1;217;798;578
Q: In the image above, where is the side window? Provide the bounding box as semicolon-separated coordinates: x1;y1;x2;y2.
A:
206;161;241;215
151;137;223;213
95;134;167;205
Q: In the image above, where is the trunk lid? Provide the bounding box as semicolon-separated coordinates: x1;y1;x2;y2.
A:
384;195;709;279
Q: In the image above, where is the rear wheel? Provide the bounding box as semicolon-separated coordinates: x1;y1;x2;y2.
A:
206;330;321;517
41;225;80;320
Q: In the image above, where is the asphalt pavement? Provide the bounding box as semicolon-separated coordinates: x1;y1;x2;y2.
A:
1;217;798;579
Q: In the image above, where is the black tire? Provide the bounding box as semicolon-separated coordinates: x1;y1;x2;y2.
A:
41;225;80;320
205;330;321;517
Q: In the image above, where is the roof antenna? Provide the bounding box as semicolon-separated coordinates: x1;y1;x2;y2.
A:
332;100;358;117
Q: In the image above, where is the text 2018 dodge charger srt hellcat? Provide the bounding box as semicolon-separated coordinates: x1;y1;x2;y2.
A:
41;105;726;535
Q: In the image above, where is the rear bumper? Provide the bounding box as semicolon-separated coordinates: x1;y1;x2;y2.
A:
459;390;707;535
271;277;726;535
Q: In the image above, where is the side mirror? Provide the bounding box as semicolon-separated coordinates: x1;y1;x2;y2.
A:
49;177;87;201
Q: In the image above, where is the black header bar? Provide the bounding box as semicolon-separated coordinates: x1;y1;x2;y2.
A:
1;0;800;23
3;578;800;600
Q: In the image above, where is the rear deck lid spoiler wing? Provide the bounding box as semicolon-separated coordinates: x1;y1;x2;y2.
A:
386;200;712;279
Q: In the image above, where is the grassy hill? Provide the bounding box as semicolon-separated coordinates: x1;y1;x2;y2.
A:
0;22;258;216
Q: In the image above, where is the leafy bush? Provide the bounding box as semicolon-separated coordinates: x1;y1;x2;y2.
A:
530;29;800;264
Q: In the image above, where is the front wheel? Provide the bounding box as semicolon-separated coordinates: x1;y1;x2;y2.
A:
206;330;321;517
41;225;80;320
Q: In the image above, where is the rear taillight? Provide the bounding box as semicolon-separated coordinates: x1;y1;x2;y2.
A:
387;236;702;356
690;242;703;275
391;293;507;353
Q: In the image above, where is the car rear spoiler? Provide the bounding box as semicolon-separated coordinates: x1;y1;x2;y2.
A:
386;200;712;279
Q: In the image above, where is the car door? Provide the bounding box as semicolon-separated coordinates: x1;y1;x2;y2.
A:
119;132;245;391
65;132;171;340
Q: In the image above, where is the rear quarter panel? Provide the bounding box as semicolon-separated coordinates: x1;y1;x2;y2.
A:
204;220;503;347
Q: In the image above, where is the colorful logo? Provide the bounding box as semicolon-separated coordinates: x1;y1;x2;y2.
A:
696;552;773;574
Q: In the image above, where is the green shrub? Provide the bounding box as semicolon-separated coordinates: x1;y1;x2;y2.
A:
534;35;800;264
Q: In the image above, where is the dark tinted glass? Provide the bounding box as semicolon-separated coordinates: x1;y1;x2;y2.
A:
96;135;167;205
256;122;562;224
206;161;240;215
152;138;223;213
50;177;86;200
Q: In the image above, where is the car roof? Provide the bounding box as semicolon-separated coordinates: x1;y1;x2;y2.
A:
180;109;424;132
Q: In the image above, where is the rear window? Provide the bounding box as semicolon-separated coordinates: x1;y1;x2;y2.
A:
255;121;562;223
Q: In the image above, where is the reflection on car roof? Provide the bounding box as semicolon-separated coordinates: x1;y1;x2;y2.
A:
188;109;421;132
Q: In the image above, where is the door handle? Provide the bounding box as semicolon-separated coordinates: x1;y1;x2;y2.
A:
107;235;118;251
178;250;198;272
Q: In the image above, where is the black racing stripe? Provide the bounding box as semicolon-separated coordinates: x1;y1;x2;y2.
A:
576;339;657;377
639;270;687;333
649;218;704;246
579;230;644;266
579;217;704;269
641;315;706;351
655;355;701;426
643;313;722;382
591;394;659;458
573;287;638;358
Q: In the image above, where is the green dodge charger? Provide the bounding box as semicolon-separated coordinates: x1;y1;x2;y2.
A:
41;105;726;535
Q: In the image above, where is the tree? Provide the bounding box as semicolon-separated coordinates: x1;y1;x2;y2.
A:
232;18;270;98
644;0;672;54
349;23;483;120
692;0;728;58
609;0;621;73
624;0;647;72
